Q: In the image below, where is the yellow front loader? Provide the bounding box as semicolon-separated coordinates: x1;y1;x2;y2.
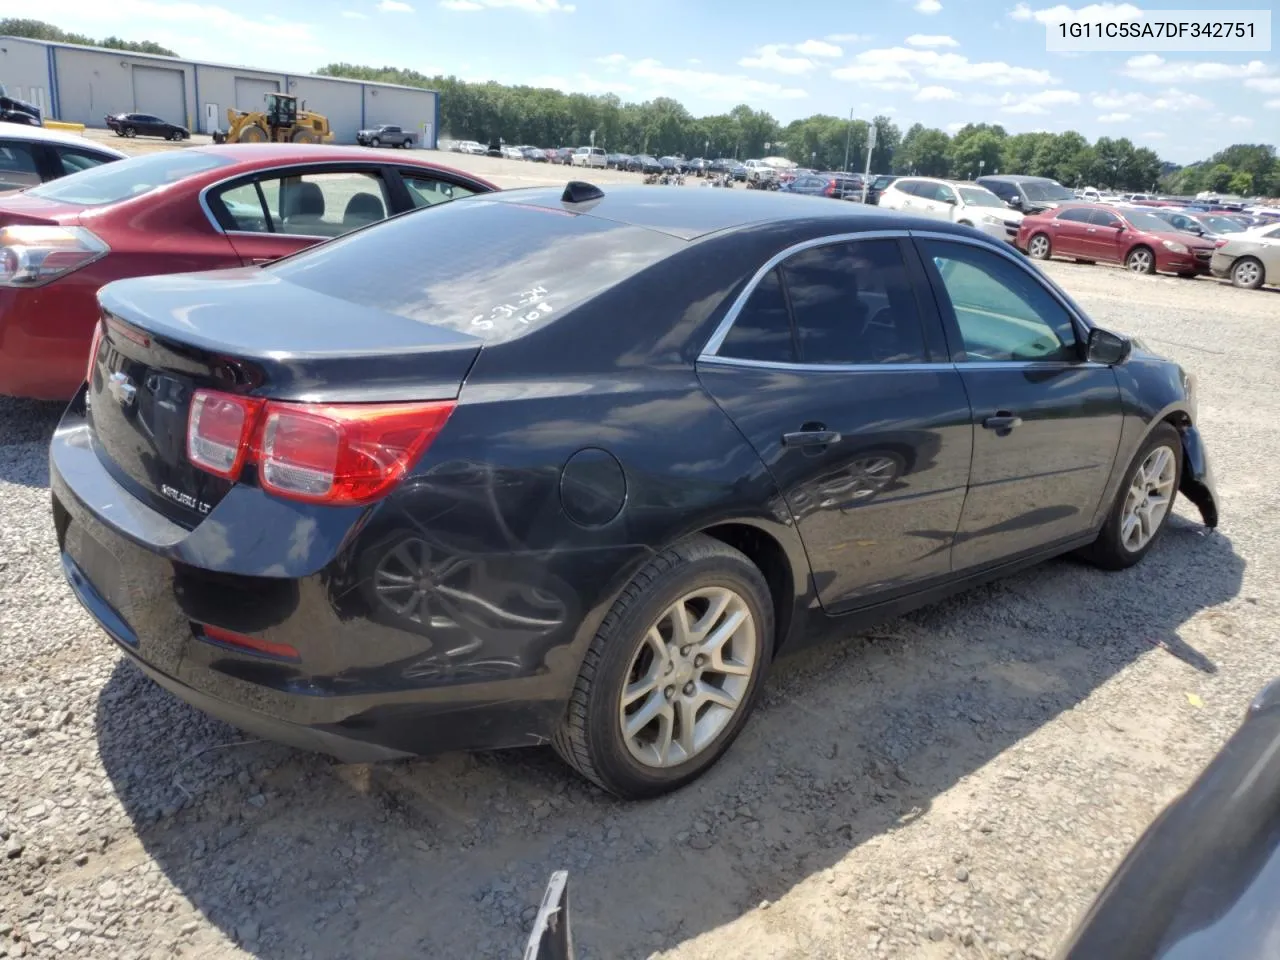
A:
223;93;332;144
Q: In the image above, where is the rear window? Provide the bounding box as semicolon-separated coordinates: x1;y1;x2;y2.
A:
268;197;684;341
25;150;233;206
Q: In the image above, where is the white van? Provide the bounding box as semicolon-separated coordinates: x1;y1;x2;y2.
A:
572;146;606;169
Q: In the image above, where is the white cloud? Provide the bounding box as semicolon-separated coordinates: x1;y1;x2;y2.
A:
1097;112;1131;121
832;46;1055;89
795;39;843;57
595;53;627;65
687;58;701;65
915;0;942;12
906;34;959;47
1121;55;1272;83
1011;2;1141;23
915;85;959;101
1245;77;1280;94
20;0;327;62
740;45;817;75
1268;99;1280;109
1000;89;1080;113
1227;115;1253;126
1092;88;1214;111
740;39;844;73
439;0;574;10
340;9;368;16
377;0;413;9
604;57;807;102
945;121;967;132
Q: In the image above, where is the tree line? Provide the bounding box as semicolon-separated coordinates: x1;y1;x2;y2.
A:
0;18;177;56
0;21;1273;197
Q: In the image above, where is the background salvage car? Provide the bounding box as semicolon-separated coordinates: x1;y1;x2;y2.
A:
54;185;1216;801
0;145;495;400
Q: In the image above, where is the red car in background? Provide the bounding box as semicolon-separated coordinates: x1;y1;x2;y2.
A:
0;145;496;400
1016;203;1217;277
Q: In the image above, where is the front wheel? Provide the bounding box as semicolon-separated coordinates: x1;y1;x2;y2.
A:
1231;256;1265;290
552;534;774;800
122;125;136;138
1079;422;1182;570
1027;233;1051;260
370;137;380;147
1126;246;1156;274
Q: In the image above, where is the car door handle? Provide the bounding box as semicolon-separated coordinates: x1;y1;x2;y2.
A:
782;429;841;447
983;413;1023;432
1086;227;1097;233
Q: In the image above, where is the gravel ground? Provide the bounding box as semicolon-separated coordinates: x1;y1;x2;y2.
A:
3;144;1279;959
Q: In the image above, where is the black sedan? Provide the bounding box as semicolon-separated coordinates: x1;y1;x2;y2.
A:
104;112;190;141
52;184;1217;800
626;154;662;174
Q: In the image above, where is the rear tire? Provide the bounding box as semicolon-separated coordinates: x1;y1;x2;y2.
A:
1231;256;1265;290
237;124;269;143
123;125;136;138
1027;233;1052;260
1079;422;1182;570
552;534;774;800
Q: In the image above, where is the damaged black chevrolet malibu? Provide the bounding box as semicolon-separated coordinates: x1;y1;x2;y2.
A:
51;184;1218;800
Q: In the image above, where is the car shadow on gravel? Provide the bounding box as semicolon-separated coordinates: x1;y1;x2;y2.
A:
0;398;64;488
93;512;1242;960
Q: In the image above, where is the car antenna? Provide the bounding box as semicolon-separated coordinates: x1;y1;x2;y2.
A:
562;181;604;204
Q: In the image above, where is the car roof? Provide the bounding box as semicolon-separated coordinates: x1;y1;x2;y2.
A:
979;174;1056;183
180;143;489;181
0;125;128;157
483;183;973;241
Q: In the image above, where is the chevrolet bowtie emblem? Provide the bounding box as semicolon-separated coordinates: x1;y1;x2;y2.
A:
107;371;137;407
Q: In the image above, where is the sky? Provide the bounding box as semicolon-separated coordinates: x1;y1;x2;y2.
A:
8;0;1278;163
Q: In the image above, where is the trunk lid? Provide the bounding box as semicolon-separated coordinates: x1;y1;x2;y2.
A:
0;191;84;227
87;267;482;527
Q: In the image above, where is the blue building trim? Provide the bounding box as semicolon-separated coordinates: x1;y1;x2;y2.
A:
192;63;200;132
360;83;366;130
432;93;439;150
46;44;60;119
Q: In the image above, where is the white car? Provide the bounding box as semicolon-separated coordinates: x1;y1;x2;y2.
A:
0;123;126;191
502;145;525;160
878;177;1023;243
571;146;606;169
742;159;777;183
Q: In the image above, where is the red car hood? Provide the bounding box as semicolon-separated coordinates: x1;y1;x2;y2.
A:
0;190;85;227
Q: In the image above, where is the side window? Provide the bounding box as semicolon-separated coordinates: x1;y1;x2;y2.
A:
402;174;475;209
718;268;795;364
213;181;272;233
263;170;390;238
781;240;927;366
0;141;42;190
1057;208;1092;223
935;184;956;204
1088;209;1121;228
921;239;1079;363
896;180;921;197
54;147;116;177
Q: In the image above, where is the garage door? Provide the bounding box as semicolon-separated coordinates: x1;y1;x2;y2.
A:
234;77;280;112
132;66;185;125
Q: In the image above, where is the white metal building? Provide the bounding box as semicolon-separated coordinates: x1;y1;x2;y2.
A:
0;36;440;147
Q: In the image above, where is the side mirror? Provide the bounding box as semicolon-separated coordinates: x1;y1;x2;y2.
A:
1008;196;1022;209
1087;327;1131;365
943;196;957;205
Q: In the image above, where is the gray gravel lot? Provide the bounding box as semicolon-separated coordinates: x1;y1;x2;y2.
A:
2;150;1279;959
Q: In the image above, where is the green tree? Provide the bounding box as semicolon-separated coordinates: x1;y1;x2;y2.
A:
0;18;178;56
898;126;951;177
1228;171;1255;196
949;127;1005;179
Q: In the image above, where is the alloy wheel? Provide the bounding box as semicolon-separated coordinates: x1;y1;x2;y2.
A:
1234;260;1262;288
1028;235;1050;259
619;587;756;769
1127;249;1154;273
1120;444;1176;552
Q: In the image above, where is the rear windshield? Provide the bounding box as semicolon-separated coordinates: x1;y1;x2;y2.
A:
268;197;684;341
25;150;233;206
1021;180;1074;202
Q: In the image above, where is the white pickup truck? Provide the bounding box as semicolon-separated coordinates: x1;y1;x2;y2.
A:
743;159;779;184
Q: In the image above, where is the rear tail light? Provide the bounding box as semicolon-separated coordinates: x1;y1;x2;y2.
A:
824;183;836;196
187;391;264;479
195;623;300;662
186;390;455;505
0;225;108;287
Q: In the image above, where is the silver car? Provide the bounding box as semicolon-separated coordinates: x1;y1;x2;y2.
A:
1209;222;1280;289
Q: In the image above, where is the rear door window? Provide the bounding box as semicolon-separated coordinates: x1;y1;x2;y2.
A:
0;141;42;190
210;169;391;238
400;173;477;209
781;240;928;366
718;268;795;363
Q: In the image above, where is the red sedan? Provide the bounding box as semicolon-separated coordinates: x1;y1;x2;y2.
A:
0;145;496;400
1016;203;1217;277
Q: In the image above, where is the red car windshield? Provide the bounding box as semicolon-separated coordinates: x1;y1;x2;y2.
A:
1123;210;1180;232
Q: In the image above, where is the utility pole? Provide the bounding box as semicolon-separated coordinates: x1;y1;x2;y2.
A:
861;122;877;203
842;107;854;173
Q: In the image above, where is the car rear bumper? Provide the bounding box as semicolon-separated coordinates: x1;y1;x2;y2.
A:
49;400;583;761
